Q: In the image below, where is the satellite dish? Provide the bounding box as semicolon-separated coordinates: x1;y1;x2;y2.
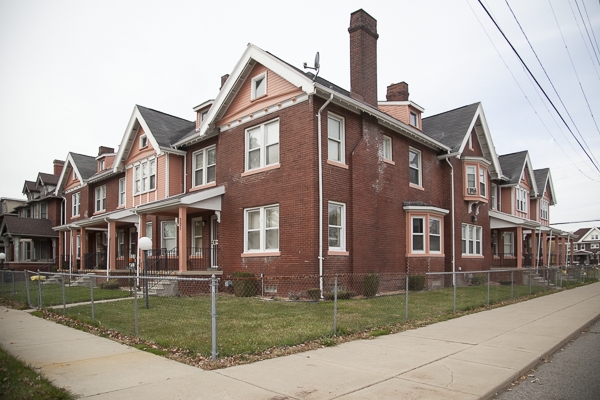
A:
303;51;321;81
314;52;320;69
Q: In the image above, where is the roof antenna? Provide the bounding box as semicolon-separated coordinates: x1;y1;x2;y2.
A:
303;52;320;81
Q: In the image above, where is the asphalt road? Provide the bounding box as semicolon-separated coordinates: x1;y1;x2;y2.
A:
493;318;600;400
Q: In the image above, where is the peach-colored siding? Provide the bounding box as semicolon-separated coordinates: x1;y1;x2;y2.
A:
218;63;303;126
169;154;184;197
378;104;421;128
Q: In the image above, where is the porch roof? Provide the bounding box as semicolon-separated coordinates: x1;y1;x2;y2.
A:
135;185;225;214
489;210;540;230
1;215;58;238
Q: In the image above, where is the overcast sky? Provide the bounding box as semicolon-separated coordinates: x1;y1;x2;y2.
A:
1;0;599;233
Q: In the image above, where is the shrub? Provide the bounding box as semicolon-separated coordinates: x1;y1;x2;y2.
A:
408;275;425;291
232;272;257;297
499;280;513;286
99;279;120;290
324;291;357;300
471;274;486;286
306;288;321;300
363;272;380;297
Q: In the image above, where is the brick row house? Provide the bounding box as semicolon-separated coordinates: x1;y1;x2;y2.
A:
3;10;574;289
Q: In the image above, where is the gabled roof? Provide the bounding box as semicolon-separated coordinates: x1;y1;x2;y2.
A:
572;227;600;242
113;105;195;171
37;172;59;187
498;150;538;194
174;43;451;152
56;152;97;194
1;214;58;238
533;168;557;205
22;180;38;194
421;102;503;178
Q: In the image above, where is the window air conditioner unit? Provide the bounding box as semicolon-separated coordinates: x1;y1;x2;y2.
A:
467;187;477;195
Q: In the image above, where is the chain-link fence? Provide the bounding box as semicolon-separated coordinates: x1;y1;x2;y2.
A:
1;266;598;361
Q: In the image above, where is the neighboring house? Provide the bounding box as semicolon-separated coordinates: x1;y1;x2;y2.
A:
0;197;27;258
571;227;600;265
43;9;571;292
0;160;64;270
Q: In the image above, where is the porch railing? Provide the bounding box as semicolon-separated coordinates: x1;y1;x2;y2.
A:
145;248;178;274
492;253;517;268
187;247;220;270
83;251;107;270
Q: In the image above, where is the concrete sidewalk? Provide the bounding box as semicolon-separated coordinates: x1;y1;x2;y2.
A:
1;283;599;400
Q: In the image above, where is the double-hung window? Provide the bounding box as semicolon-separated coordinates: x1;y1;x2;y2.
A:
72;192;80;217
117;230;125;258
540;199;549;220
118;178;126;207
162;221;177;252
328;114;345;164
462;224;482;256
134;159;156;194
491;184;498;210
95;185;106;212
516;188;528;213
410;111;418;128
193;146;216;186
246;120;279;171
409;148;421;186
382;135;392;161
328;202;346;251
479;168;486;197
245;205;279;253
40;203;47;219
503;232;514;256
466;166;477;195
410;215;443;254
192;218;203;255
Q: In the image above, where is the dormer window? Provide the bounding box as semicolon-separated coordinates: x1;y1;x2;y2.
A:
201;111;208;122
409;112;418;128
251;72;267;100
99;159;105;171
140;134;148;149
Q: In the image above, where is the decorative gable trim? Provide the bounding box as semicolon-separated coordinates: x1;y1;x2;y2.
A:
56;153;86;195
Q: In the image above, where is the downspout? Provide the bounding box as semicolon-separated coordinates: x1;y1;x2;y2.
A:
445;157;456;287
61;195;66;270
317;93;334;296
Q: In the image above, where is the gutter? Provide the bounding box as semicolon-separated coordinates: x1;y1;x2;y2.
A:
317;92;334;297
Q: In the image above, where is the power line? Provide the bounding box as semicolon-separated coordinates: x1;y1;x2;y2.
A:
477;0;600;175
576;0;600;70
550;219;600;225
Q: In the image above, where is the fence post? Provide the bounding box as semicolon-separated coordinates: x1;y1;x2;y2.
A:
487;271;491;306
211;274;218;361
37;270;42;309
62;273;66;315
510;271;514;300
25;270;31;308
134;275;139;337
90;276;95;321
405;274;409;320
453;272;457;313
333;276;338;336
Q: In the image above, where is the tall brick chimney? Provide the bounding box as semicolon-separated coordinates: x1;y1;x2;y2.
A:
53;160;65;176
98;146;115;156
348;9;379;107
386;82;409;101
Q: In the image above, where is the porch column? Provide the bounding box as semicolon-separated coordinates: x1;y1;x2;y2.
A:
108;221;117;271
14;236;20;262
80;227;87;269
559;237;566;266
540;233;547;266
138;214;147;271
70;230;76;270
516;227;523;268
178;206;188;272
531;229;538;268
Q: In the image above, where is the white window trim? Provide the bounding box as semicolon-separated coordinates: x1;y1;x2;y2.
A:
118;178;126;207
133;158;156;195
161;220;177;252
251;72;267;100
72;192;80;217
503;232;514;256
382;135;392;161
139;134;148;149
193;145;217;187
328;113;346;164
95;185;106;212
466;165;477;192
516;187;528;213
191;217;203;255
540;199;549;220
409;111;418;128
491;184;498;210
245;119;280;172
429;217;442;254
409;147;422;187
117;230;125;258
411;216;426;254
462;223;483;256
244;204;280;254
479;168;487;198
328;201;346;251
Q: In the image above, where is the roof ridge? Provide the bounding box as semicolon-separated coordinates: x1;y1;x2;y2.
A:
137;105;194;123
422;102;480;120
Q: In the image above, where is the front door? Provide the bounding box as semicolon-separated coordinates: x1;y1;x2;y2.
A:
211;216;218;269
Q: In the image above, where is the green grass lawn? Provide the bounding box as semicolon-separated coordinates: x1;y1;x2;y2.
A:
0;345;75;400
55;283;563;358
0;280;130;307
